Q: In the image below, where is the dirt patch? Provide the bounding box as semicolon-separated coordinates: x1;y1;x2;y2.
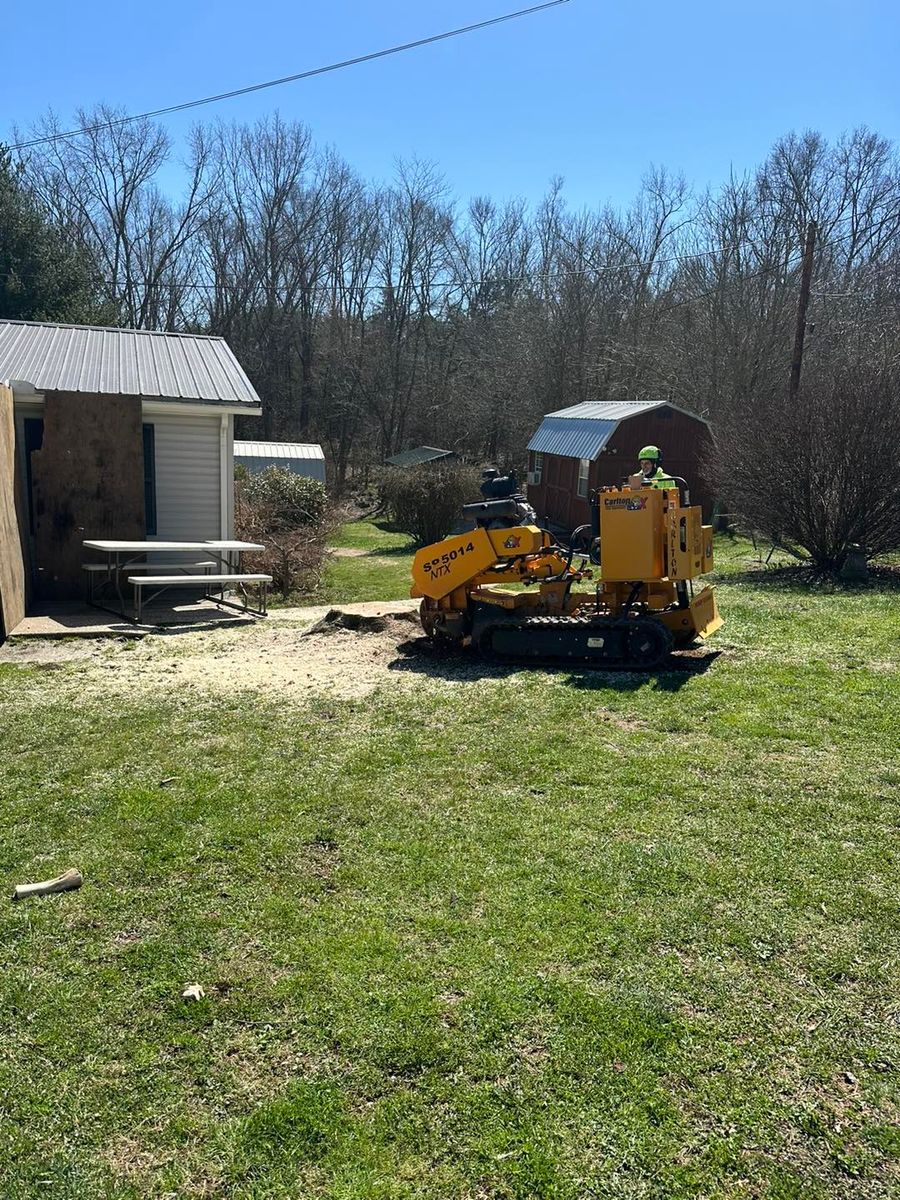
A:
3;603;427;704
2;601;723;707
128;614;420;700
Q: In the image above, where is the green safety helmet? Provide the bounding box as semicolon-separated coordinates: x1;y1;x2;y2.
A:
638;445;661;462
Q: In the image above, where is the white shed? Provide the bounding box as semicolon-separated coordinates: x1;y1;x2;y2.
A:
234;440;326;483
0;319;262;600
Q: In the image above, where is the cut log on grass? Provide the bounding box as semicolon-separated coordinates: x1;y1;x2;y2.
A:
11;867;83;903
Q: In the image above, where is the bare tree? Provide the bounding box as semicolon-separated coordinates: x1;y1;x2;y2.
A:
712;357;900;571
364;160;453;457
15;106;900;503
23;106;213;328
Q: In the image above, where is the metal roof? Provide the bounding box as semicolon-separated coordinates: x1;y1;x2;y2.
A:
529;399;710;460
528;416;619;460
547;400;666;420
384;445;457;467
548;399;711;425
0;319;261;406
234;441;324;461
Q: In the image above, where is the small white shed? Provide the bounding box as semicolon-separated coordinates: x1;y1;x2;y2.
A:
0;319;263;601
234;440;326;483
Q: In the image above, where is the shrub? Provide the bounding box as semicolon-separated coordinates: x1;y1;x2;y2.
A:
240;467;328;529
235;468;333;597
711;361;900;573
380;464;482;547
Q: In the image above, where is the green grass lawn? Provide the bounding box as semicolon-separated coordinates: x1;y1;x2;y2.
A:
328;520;415;555
1;532;899;1198
314;519;416;605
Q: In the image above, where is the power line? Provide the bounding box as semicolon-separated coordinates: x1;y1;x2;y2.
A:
811;289;884;299
73;231;815;296
72;256;805;330
10;1;572;152
657;258;801;316
46;223;881;309
66;257;774;300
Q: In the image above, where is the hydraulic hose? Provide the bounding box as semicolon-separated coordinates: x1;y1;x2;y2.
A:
544;537;575;583
569;524;593;553
624;581;644;614
589;491;601;564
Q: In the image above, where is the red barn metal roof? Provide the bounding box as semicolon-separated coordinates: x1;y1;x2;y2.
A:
529;400;709;460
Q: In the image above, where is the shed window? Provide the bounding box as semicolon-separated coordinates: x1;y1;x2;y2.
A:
531;451;543;485
577;457;590;498
142;424;157;536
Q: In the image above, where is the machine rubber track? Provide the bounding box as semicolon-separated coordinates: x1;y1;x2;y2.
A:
479;613;674;670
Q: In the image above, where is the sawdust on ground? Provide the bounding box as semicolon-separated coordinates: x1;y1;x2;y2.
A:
1;601;442;703
1;599;721;706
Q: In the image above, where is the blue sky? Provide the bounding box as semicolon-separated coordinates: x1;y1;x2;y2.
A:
3;0;897;212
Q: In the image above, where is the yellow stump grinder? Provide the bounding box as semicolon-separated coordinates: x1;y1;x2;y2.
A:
411;471;722;669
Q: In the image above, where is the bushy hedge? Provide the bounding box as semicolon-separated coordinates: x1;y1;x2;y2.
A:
240;467;328;529
235;467;332;597
380;464;482;547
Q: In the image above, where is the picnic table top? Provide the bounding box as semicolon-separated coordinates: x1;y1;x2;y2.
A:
83;540;264;553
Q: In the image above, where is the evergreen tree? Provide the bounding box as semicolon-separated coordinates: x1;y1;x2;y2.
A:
0;147;110;323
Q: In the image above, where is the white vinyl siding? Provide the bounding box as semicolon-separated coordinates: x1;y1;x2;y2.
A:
224;418;234;539
145;412;223;540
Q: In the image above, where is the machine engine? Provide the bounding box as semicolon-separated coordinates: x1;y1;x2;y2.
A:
460;470;537;530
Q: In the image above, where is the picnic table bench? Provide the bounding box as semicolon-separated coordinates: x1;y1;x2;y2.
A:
82;560;218;596
127;573;272;622
82;540;271;622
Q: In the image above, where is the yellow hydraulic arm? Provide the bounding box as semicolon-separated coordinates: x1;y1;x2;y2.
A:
411;525;570;600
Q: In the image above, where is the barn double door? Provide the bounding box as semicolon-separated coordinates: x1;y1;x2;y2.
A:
543;454;583;533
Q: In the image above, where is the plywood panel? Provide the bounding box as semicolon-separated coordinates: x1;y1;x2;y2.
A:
31;392;145;599
0;384;27;638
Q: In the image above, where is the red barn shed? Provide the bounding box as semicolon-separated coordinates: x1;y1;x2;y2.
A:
526;400;714;532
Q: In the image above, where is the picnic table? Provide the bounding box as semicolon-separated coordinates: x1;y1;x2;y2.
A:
82;539;270;622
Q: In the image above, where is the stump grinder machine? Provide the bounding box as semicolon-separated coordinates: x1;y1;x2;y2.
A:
411;471;722;669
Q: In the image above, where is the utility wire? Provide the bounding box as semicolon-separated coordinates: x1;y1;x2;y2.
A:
48;224;884;308
32;235;763;297
10;1;572;151
74;257;806;326
73;230;815;295
74;245;839;301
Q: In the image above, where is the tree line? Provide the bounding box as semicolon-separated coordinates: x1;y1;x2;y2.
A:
3;109;899;500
